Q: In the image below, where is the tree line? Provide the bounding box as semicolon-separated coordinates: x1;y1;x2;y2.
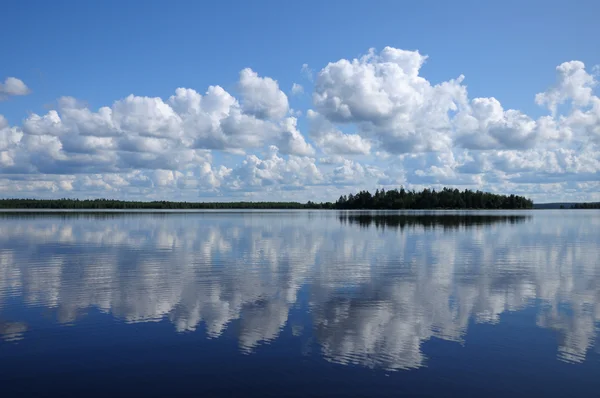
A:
570;202;600;209
0;199;332;209
335;187;533;209
0;187;534;210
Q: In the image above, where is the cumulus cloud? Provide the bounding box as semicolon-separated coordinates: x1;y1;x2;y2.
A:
0;48;599;201
0;70;315;196
313;47;465;154
0;116;23;152
307;110;371;155
113;95;182;139
536;61;597;115
0;77;30;99
22;110;64;136
275;117;315;156
453;97;538;150
225;146;322;191
312;47;599;158
239;68;289;119
331;159;386;185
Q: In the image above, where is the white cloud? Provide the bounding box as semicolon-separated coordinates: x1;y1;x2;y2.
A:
22;110;64;136
0;77;30;99
307;110;371;155
301;63;313;81
453;97;538;150
563;97;600;144
291;83;304;96
225;146;322;192
314;47;428;123
311;47;600;157
239;68;289;120
313;47;465;154
58;98;117;137
0;71;315;185
0;116;23;152
275;117;315;156
0;48;599;201
535;61;597;115
169;85;296;152
331;159;386;185
112;95;182;139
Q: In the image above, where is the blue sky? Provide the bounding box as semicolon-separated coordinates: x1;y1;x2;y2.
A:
1;0;599;202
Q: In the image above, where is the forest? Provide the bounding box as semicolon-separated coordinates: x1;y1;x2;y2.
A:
0;187;535;209
334;187;534;209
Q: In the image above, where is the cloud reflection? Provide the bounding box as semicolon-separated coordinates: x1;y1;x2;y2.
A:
0;211;598;369
0;321;27;342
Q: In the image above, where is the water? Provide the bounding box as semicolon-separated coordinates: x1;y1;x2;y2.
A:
0;210;598;397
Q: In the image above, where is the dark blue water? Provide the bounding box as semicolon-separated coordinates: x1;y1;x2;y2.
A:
0;210;598;397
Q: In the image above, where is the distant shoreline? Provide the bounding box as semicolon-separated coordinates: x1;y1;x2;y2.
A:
0;200;597;210
2;190;596;210
0;187;540;210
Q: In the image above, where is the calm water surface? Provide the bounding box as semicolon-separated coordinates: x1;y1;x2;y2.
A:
0;210;599;397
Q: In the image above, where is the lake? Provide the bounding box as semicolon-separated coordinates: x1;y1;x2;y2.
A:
0;210;599;397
